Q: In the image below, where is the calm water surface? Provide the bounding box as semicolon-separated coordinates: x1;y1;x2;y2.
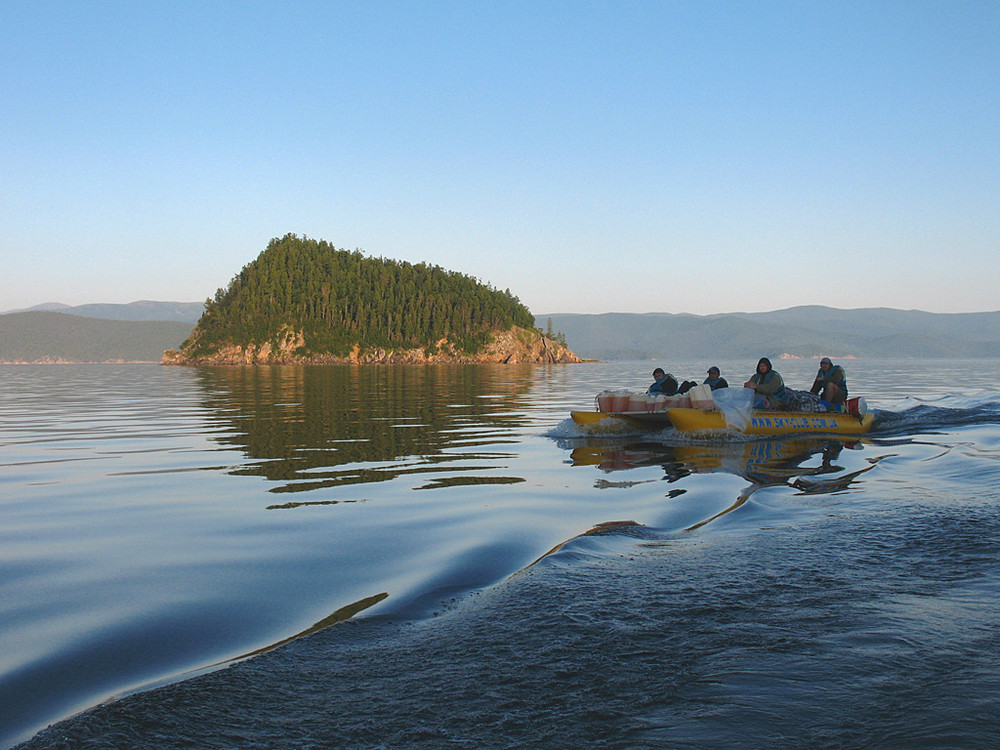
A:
2;360;999;748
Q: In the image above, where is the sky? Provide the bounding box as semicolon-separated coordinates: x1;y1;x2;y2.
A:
2;1;998;316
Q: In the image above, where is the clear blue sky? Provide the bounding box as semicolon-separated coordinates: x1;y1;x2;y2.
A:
3;1;998;315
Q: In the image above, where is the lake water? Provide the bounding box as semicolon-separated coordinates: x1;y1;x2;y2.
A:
3;359;999;749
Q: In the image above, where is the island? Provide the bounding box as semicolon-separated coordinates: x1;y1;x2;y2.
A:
163;234;580;365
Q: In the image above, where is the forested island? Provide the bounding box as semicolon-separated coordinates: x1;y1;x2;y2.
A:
163;234;579;365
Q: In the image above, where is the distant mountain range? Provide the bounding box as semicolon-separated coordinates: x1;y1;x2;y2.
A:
0;311;194;363
535;306;1000;360
5;300;205;323
2;302;998;363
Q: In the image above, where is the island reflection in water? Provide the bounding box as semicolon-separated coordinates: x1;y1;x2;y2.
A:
191;363;538;495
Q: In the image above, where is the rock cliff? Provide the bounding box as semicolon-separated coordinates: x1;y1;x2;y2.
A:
162;325;581;365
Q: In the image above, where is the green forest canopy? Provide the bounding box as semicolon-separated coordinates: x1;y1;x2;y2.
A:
185;234;537;357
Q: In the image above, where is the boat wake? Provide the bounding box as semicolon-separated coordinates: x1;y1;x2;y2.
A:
546;416;746;444
547;416;675;440
868;393;1000;437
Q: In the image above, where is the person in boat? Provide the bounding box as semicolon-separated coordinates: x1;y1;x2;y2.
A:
703;366;729;390
744;357;788;409
648;367;679;396
810;357;848;404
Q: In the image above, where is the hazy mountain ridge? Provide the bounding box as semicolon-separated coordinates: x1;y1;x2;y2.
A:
4;300;205;323
3;304;997;363
0;312;194;363
536;306;1000;360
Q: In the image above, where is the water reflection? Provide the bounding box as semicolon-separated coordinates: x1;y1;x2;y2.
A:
570;436;880;531
192;364;537;494
570;437;873;496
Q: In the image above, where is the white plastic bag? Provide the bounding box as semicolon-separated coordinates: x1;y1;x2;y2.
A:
712;387;755;430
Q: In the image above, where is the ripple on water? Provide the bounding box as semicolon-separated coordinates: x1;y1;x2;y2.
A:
18;486;1000;750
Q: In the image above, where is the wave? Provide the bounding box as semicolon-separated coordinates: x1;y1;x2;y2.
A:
869;395;1000;437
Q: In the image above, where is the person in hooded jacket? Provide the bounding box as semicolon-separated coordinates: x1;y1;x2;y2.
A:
744;357;787;409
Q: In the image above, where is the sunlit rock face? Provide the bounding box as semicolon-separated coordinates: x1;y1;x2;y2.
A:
164;325;581;365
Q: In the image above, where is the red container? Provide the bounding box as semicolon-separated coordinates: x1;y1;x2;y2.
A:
628;393;648;412
610;391;631;412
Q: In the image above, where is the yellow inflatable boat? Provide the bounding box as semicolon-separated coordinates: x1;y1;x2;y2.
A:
570;406;873;436
665;406;873;436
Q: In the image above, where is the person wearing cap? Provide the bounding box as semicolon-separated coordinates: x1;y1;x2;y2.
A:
703;366;729;390
810;357;848;403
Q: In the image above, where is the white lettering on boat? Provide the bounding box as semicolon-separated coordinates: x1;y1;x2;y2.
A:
750;415;840;430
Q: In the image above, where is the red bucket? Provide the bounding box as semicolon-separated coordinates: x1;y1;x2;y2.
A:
846;397;867;416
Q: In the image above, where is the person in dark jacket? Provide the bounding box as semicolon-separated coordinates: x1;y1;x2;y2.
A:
810;357;848;403
648;367;678;396
744;357;787;409
703;366;729;390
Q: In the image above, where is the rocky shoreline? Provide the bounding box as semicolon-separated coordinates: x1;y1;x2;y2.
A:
162;326;581;366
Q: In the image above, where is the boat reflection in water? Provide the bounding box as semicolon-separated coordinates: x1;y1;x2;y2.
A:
569;437;879;529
